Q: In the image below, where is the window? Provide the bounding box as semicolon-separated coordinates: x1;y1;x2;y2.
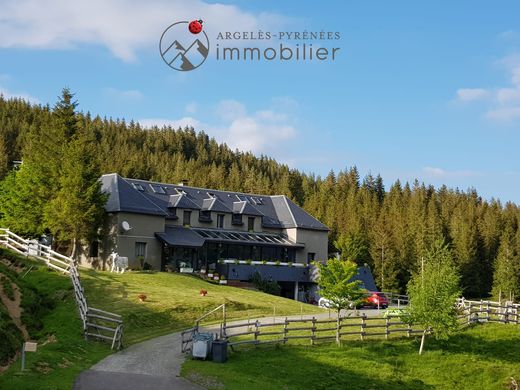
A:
248;217;255;232
232;213;243;225
150;184;166;194
199;210;212;222
307;252;316;264
217;214;225;228
131;183;145;191
88;241;99;257
135;242;147;258
183;210;192;226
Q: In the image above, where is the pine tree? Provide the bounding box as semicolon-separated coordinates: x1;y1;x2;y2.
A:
43;124;107;258
491;225;520;301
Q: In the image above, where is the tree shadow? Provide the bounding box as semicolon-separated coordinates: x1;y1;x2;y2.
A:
426;324;520;364
188;345;435;390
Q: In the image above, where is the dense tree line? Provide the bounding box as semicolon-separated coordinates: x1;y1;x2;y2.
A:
0;91;519;298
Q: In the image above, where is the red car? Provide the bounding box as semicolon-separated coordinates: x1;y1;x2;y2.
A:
358;292;389;309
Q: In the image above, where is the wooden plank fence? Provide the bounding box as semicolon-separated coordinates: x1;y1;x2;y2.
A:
0;227;123;349
221;314;433;348
221;299;518;349
457;298;519;326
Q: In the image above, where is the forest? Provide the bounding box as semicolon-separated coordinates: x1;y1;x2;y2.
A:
0;90;519;298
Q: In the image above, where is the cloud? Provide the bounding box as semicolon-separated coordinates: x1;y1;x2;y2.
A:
455;53;520;123
456;88;489;102
139;116;201;129
0;0;287;62
0;85;39;103
423;166;480;179
139;98;298;155
486;107;520;122
215;100;248;122
104;87;143;101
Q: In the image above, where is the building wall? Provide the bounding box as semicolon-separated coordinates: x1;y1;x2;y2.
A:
285;228;328;264
113;212;165;270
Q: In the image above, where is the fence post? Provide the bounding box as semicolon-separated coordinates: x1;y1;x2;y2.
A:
407;322;412;337
336;314;341;346
283;317;288;344
311;317;316;346
385;317;389;340
360;314;366;341
486;301;490;322
254;320;259;346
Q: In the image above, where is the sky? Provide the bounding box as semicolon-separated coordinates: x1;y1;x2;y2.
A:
1;0;520;203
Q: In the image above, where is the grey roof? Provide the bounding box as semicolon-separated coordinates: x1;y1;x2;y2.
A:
350;266;377;291
101;173;329;231
156;226;304;248
156;226;205;248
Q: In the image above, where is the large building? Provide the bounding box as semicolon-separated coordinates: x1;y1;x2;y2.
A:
93;173;330;300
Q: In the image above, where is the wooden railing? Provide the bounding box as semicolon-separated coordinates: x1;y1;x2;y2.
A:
0;227;123;349
457;298;519;325
222;314;430;348
0;228;71;273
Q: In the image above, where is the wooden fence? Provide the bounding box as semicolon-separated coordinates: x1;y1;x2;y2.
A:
221;299;519;349
0;227;123;349
457;298;519;326
222;314;430;348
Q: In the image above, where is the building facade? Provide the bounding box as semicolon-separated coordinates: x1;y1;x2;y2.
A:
92;174;330;300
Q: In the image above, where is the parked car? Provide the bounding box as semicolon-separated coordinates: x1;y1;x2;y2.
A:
318;297;332;308
358;292;388;309
318;297;356;309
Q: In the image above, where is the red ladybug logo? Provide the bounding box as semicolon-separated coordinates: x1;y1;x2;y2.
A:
188;20;203;34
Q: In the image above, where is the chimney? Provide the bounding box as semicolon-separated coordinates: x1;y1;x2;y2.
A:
178;179;189;186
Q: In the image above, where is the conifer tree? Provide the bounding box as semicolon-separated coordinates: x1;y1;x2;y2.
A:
492;225;520;301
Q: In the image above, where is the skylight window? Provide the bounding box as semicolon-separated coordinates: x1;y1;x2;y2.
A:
150;184;166;194
132;183;145;191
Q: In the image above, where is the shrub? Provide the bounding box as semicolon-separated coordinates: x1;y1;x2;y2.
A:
250;271;281;296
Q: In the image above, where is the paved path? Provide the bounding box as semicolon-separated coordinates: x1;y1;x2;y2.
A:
73;331;204;390
73;307;394;389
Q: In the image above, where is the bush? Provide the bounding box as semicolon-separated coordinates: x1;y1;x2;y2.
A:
250;271;281;296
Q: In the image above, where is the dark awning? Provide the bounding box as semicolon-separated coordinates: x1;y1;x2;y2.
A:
155;226;205;248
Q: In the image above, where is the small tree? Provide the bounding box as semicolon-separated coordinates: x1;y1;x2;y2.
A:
315;258;365;344
407;240;461;354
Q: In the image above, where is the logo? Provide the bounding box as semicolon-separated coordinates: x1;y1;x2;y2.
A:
159;20;209;71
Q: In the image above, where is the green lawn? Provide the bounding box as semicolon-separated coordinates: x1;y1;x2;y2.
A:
0;248;323;389
182;323;520;390
80;269;323;345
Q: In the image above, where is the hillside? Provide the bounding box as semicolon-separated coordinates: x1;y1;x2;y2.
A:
1;93;520;299
0;248;323;389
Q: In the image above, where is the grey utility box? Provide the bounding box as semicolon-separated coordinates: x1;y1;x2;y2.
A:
211;339;228;363
192;333;213;360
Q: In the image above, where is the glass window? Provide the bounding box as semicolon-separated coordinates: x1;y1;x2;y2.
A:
217;214;225;228
135;242;147;258
88;241;99;257
183;210;191;226
232;213;243;225
307;252;316;264
248;217;255;232
199;210;211;222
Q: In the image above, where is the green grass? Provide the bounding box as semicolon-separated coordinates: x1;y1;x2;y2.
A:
80;269;324;345
0;248;324;389
0;251;112;390
182;323;520;390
